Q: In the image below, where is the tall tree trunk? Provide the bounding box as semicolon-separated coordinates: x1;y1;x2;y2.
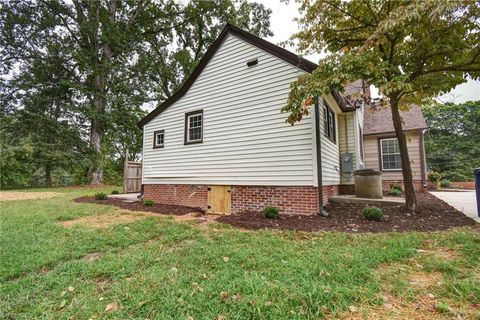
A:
390;97;417;211
89;64;106;183
45;163;52;187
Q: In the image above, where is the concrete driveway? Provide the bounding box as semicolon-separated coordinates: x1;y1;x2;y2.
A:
430;191;479;223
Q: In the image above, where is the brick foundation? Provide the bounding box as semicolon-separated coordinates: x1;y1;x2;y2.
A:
382;180;425;192
143;184;208;209
143;184;341;215
337;180;426;195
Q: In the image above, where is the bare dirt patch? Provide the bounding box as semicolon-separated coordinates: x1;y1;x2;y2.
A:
0;191;61;201
57;211;148;228
74;196;203;215
217;193;477;233
408;271;443;289
82;252;103;262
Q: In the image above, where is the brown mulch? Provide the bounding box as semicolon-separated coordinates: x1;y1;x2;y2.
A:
216;192;478;233
74;197;203;215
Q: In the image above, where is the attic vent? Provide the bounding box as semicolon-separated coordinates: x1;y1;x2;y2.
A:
246;58;258;67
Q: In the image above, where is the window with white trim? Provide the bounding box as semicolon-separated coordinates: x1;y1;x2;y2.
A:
185;110;203;144
380;138;402;170
153;130;164;148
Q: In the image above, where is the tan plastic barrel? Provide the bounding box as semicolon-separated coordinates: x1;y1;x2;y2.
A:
354;169;383;199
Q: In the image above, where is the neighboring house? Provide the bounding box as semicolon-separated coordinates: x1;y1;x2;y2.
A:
363;105;428;191
137;24;425;215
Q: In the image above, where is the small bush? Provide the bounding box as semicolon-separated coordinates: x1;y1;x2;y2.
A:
440;179;451;188
143;199;154;206
111;190;120;195
387;188;402;196
389;183;403;192
362;206;383;221
94;192;108;200
262;206;279;219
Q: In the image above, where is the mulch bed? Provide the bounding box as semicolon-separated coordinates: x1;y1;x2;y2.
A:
216;192;478;233
74;197;203;215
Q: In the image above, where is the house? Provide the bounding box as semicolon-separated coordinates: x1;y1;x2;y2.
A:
137;24;423;215
363;105;428;191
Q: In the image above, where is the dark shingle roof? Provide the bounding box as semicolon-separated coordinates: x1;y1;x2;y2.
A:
363;105;427;135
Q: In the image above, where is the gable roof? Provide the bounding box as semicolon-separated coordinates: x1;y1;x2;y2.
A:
363;105;427;135
138;24;348;129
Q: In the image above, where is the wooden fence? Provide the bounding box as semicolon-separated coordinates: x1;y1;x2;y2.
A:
123;151;142;193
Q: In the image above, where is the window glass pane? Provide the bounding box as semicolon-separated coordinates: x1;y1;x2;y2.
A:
187;112;202;142
381;139;401;169
189;127;201;141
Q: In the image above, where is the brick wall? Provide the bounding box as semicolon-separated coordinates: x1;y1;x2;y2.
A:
337;181;426;195
143;184;341;215
382;180;425;192
231;186;319;215
143;184;208;210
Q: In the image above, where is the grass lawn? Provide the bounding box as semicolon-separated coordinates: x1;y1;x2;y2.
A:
1;187;479;319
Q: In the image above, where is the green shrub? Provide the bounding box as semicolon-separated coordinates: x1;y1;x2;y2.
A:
94;192;108;200
143;199;154;206
262;206;279;219
387;188;402;196
111;190;120;195
440;179;451;188
389;183;403;192
428;171;443;189
362;206;383;221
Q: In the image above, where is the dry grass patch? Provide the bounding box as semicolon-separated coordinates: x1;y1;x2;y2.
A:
0;191;61;201
57;211;150;228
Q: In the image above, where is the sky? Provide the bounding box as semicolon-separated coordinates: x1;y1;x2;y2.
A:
252;0;480;103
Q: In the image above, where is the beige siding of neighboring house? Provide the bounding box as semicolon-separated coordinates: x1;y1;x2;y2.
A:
363;131;424;181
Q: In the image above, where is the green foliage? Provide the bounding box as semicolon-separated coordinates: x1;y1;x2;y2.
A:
94;192;108;200
143;199;154;206
387;184;402;196
111;190;120;195
0;0;272;188
1;188;479;318
387;188;402;197
435;302;450;313
262;206;279;219
440;179;451;188
389;184;403;192
362;206;383;221
424;101;480;182
281;0;480;209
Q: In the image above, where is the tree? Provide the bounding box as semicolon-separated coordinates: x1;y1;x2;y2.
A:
282;0;480;211
424;101;480;181
1;0;272;186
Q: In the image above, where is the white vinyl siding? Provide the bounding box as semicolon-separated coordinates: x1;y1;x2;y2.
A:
142;34;317;186
318;95;341;186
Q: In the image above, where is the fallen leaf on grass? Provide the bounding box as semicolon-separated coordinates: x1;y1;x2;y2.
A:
348;306;358;313
223;256;229;262
170;266;178;272
104;302;118;313
67;286;75;292
232;293;242;302
220;291;228;301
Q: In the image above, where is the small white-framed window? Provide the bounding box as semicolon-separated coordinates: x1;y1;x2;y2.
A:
380;138;401;170
153;130;164;148
185;110;203;144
